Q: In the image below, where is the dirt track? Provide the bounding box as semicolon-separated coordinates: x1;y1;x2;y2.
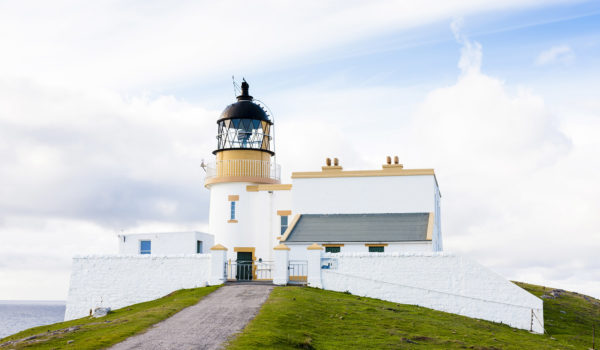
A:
109;284;273;350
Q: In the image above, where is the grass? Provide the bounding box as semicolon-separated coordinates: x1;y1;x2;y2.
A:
4;282;598;349
0;285;219;350
227;284;600;349
515;281;600;349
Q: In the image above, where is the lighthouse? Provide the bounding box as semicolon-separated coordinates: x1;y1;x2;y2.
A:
205;81;292;268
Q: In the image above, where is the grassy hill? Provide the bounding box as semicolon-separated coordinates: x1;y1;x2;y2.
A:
1;282;598;349
228;283;600;349
0;286;219;349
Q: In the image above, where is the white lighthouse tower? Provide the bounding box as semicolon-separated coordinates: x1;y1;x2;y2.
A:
204;81;292;268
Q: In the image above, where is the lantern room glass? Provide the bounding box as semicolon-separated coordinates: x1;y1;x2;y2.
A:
216;118;272;152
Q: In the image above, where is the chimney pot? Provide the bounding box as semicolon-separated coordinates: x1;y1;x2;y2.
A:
333;158;339;166
386;156;391;165
326;158;331;166
394;156;399;165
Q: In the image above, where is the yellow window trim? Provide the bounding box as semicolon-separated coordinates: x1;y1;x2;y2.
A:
228;195;239;201
426;212;434;240
323;244;344;247
227;219;238;224
277;210;292;216
280;214;301;242
365;244;388;247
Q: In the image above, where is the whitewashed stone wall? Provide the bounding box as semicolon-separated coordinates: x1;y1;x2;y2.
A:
64;254;211;321
319;252;544;333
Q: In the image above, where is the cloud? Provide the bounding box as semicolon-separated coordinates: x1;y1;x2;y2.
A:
0;79;216;298
0;79;215;228
1;2;598;301
451;17;482;75
535;45;575;65
0;0;571;91
406;24;600;298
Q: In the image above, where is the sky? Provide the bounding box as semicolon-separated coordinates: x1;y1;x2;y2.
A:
0;0;599;300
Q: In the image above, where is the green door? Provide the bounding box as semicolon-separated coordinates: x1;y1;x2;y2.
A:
236;252;253;280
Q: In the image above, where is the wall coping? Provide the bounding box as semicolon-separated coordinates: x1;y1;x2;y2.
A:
72;254;211;259
322;251;455;258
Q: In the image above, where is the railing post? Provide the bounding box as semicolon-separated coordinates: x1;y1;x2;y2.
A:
307;243;323;288
273;244;290;285
209;244;227;285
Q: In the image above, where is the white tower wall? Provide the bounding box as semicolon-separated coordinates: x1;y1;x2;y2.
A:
208;182;291;262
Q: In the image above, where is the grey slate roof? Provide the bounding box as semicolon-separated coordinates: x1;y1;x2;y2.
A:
284;213;430;243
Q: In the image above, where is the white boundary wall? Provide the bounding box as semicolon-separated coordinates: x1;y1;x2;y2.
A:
319;252;544;333
64;254;211;321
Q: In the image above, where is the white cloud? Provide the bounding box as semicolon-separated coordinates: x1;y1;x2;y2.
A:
0;1;598;301
451;17;482;75
0;79;217;298
535;45;575;65
0;0;570;90
407;27;600;298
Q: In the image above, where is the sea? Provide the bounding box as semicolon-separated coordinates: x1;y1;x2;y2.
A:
0;301;66;339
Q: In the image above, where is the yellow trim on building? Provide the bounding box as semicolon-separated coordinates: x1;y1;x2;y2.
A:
322;165;343;171
246;184;292;192
280;214;301;242
227;219;238;224
205;176;280;187
228;195;239;201
210;244;228;251
382;164;403;169
289;276;308;282
426;212;434;240
216;149;271;161
233;247;257;279
233;247;256;260
291;167;435;179
277;210;292;216
307;243;323;250
273;243;291;251
365;243;389;247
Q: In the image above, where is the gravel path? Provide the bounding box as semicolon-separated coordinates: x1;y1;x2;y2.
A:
109;284;273;350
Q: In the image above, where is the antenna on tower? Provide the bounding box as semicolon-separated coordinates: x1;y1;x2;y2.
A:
232;76;241;97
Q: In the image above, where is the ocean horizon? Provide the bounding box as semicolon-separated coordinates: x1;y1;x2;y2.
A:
0;300;66;339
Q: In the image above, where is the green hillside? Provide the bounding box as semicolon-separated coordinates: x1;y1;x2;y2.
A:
228;283;600;349
515;282;600;349
0;286;219;350
2;282;598;349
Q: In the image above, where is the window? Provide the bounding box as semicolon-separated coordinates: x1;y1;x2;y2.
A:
325;246;341;253
230;201;236;220
140;240;151;254
280;215;288;235
196;240;203;254
369;246;384;253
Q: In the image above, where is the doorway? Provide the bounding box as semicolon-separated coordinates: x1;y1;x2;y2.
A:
236;251;253;281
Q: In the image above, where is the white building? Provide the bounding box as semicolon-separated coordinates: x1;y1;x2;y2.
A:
118;231;214;255
68;81;542;332
120;80;441;265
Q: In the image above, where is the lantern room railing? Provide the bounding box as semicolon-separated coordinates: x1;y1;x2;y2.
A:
205;159;280;182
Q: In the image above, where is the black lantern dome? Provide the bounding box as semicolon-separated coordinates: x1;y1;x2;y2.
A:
214;81;274;155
